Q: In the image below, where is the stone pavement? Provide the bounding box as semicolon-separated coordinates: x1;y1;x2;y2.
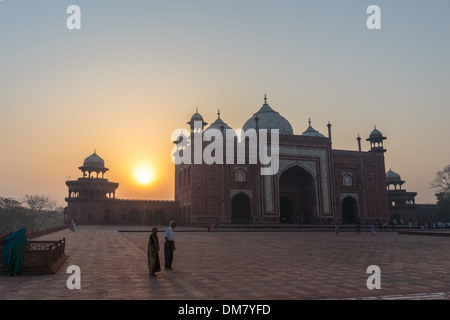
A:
1;225;450;300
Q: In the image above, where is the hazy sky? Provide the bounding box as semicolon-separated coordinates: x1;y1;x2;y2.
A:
1;0;449;205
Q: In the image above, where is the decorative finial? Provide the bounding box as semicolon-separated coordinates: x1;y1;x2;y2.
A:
196;107;198;113
217;109;221;118
94;148;96;154
264;93;267;104
308;118;311;126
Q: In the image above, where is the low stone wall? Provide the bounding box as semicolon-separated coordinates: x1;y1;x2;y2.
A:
0;225;70;246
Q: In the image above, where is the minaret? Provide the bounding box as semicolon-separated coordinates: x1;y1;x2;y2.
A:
327;121;332;146
187;108;207;133
366;125;387;153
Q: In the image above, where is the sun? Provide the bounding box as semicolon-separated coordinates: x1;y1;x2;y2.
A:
134;166;155;185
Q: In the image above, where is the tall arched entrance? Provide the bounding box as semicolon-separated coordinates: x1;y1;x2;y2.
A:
280;196;294;224
279;165;317;224
342;196;357;224
231;193;251;224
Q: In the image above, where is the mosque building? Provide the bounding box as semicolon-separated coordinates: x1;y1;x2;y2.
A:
174;96;391;225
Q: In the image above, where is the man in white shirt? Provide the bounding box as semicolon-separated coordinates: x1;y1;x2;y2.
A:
164;221;176;269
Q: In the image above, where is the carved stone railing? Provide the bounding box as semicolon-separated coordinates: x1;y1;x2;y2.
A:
1;238;68;275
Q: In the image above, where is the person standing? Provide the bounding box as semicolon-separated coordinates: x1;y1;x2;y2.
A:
164;221;176;270
148;227;161;277
1;227;28;276
356;221;361;234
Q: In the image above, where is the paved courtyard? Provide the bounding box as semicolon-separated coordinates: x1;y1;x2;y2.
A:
1;225;450;300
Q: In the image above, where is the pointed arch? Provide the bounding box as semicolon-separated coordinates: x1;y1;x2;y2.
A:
342;196;358;224
231;193;251;224
278;165;318;224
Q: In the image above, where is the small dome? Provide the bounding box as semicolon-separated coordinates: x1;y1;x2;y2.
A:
83;151;105;168
386;169;401;181
301;120;326;138
205;111;232;132
369;126;383;139
190;112;204;122
242;96;293;135
187;108;207;128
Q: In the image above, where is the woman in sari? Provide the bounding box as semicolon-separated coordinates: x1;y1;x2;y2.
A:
1;227;28;276
147;227;161;277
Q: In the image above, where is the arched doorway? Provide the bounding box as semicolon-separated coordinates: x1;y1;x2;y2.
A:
231;193;251;224
280;196;294;223
342;197;357;224
279;165;317;224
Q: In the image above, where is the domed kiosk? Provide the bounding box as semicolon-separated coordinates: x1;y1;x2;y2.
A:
366;125;387;153
79;150;109;179
386;169;418;222
386;169;405;190
66;150;119;201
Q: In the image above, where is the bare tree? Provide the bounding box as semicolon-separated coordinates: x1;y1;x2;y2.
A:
431;164;450;194
23;195;63;229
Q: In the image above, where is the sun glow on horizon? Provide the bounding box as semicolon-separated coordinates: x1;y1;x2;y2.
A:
134;165;156;186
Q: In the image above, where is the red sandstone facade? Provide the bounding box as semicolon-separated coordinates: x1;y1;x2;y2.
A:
174;100;391;225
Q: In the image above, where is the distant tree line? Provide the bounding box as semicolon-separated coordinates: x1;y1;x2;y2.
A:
431;164;450;222
0;195;65;235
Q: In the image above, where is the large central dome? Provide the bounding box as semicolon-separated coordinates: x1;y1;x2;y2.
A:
242;97;293;135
